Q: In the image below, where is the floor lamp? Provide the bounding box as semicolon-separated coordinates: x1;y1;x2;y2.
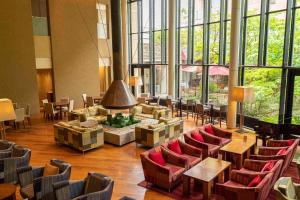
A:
232;86;254;133
0;99;16;140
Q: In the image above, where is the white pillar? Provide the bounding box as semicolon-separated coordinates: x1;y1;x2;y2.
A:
168;0;176;98
121;0;129;84
227;0;241;128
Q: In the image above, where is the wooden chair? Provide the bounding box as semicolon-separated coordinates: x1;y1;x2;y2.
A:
150;96;160;106
185;99;194;119
86;96;94;107
82;94;87;108
166;99;175;116
44;103;58;120
24;104;31;125
194;104;209;125
215;105;227;127
41;99;48;118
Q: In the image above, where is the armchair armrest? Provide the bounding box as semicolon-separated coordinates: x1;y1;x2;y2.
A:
69;180;85;199
258;146;285;156
17;166;33;187
267;140;289;147
199;131;222;145
243;159;267;171
179;140;202;157
216;183;259;199
161;147;188;168
0;151;11;159
249;154;285;161
212;126;232;139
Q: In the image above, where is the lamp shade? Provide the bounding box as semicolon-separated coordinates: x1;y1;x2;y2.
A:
129;76;138;86
0;98;16;121
232;86;254;103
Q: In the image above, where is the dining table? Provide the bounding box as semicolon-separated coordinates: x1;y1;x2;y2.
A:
54;101;69;119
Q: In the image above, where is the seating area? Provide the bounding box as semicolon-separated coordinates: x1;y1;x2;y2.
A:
2;0;300;199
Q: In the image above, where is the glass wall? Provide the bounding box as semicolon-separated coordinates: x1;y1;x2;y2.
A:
128;0;300;124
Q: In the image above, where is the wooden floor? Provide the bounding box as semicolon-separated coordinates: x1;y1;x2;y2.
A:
6;113;200;200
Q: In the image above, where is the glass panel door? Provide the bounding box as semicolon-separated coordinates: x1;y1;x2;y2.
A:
285;70;300;125
292;76;300;124
132;65;153;97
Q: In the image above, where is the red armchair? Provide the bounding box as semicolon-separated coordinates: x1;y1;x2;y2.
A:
161;139;202;168
140;146;188;191
184;128;220;158
216;170;273;200
200;124;232;146
250;145;293;174
239;159;283;186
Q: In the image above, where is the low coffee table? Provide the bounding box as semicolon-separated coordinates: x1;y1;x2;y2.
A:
183;157;231;200
219;134;256;169
80;120;98;128
0;183;16;200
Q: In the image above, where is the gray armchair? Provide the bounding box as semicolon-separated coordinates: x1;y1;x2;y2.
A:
0;145;31;184
17;159;71;200
53;172;114;200
0;140;15;152
274;177;300;200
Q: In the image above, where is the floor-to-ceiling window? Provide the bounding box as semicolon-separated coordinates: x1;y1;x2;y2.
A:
128;0;300;126
128;0;168;97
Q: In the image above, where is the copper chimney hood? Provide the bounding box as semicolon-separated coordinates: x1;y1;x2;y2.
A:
101;0;137;109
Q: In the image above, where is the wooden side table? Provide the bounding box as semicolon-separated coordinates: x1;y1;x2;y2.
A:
0;183;16;200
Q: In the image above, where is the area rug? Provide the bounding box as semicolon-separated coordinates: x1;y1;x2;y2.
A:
138;162;300;200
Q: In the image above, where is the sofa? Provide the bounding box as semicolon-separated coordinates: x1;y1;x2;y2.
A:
140;146;188;191
130;104;171;120
53;172;114;200
54;120;104;152
135;118;183;147
216;170;273;200
68;105;110;123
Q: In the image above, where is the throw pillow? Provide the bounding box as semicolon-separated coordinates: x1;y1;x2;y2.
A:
287;140;295;146
149;151;166;166
191;131;204;142
43;163;59;177
205;124;215;135
261;161;275;172
277;148;287;155
84;174;110;194
248;175;262;187
168;140;182;155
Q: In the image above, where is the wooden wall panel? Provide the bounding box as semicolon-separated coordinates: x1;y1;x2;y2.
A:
0;0;40;114
48;0;100;108
36;69;53;106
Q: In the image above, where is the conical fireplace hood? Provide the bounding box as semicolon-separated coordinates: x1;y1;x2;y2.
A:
101;0;137;109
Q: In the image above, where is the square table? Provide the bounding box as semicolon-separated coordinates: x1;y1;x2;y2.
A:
219;134;256;169
183;157;231;200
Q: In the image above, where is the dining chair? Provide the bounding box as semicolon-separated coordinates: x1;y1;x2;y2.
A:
41;99;48;118
216;105;227;127
150;96;160;106
14;108;25;129
185;99;195;119
44;103;59;120
86;96;94;107
166;99;175;116
24;104;31;125
62;99;74;115
60;98;69;116
82;93;87;107
194;103;209;125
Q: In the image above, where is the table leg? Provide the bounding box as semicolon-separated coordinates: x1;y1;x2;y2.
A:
183;175;190;196
224;166;231;182
59;106;63;119
236;154;243;169
218;171;224;183
202;181;212;200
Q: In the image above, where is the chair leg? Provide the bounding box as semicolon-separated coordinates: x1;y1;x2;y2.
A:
23;121;25;129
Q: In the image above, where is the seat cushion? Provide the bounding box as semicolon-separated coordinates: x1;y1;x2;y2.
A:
20;184;35;200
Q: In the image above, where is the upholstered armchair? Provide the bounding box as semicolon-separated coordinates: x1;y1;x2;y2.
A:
184;128;220;159
140;146;188;191
267;139;299;164
161;139;202;168
239;159;283;186
0;145;31;184
216;170;273;200
53;172;114;200
17;159;71;200
0;140;14;152
250;146;293;174
200;124;232;146
274;177;300;200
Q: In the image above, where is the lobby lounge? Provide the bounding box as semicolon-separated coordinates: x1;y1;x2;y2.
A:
1;0;300;199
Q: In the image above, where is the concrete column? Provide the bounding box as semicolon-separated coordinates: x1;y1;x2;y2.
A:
227;0;241;128
168;0;176;98
121;0;129;84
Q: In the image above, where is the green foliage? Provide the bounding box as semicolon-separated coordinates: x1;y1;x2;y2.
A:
101;113;141;128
